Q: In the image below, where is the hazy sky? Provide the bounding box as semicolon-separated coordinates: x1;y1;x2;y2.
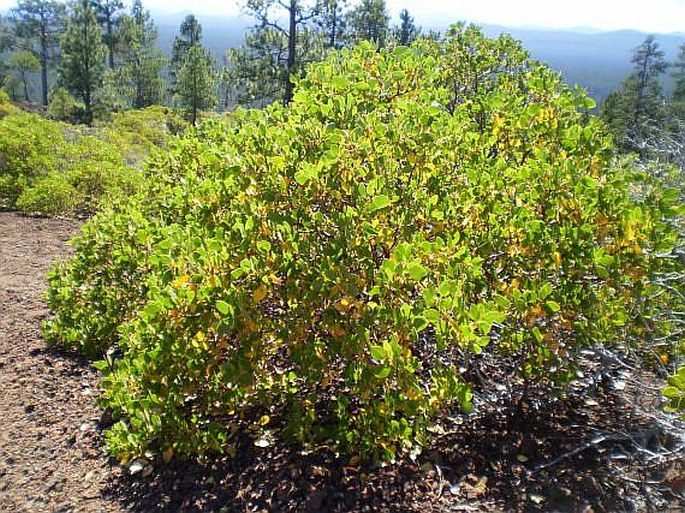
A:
1;0;684;34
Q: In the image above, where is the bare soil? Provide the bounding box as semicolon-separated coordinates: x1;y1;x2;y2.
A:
0;210;683;513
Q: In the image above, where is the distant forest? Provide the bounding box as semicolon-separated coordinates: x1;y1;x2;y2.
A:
2;0;685;123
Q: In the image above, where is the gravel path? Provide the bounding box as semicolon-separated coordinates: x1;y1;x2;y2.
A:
0;212;123;513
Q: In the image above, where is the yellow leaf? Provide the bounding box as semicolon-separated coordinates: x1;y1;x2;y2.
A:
162;447;174;463
334;297;352;314
259;415;270;426
252;284;268;303
552;251;562;268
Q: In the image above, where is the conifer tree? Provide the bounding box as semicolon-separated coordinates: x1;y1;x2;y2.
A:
0;16;14;88
671;43;685;103
60;0;106;124
174;43;216;125
117;0;166;108
91;0;124;69
601;35;668;151
169;14;202;92
629;35;667;124
318;0;347;49
10;0;66;107
344;0;390;49
226;0;324;106
395;8;420;46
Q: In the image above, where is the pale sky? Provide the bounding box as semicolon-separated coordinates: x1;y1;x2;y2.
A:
0;0;684;34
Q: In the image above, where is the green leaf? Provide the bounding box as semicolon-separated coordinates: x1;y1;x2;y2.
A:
663;386;680;399
370;345;385;362
545;300;561;313
294;169;311;185
532;327;543;343
406;263;428;281
216;300;231;315
424;308;440;324
375;366;392;379
412;316;429;332
367;194;391;212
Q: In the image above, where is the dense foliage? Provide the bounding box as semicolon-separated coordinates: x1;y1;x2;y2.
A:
45;27;680;463
0;105;180;215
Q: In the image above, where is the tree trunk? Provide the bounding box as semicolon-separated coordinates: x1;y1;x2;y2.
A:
330;1;338;48
22;73;30;102
284;0;297;105
40;35;49;107
107;19;115;69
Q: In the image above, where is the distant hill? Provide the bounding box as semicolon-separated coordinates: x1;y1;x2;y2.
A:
154;10;685;105
153;11;250;62
478;25;685;102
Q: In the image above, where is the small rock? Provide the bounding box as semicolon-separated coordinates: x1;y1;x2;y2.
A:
45;478;64;493
129;459;146;476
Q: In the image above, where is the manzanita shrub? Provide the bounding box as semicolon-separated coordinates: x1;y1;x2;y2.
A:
45;26;680;463
0;106;178;216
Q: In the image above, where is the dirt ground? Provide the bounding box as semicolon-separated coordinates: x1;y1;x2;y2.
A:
0;210;683;513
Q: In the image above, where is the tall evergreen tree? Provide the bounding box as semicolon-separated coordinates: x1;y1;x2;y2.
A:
174;43;216;125
117;0;166;108
60;0;106;124
226;1;323;106
0;15;15;88
247;0;322;104
318;0;347;49
10;0;66;107
344;0;390;49
395;8;419;46
0;15;13;54
91;0;124;69
602;36;668;152
671;43;685;103
169;14;202;92
630;35;667;124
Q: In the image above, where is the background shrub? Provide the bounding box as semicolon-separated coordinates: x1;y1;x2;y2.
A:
0;104;176;216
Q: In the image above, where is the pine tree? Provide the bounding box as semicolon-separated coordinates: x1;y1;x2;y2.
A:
91;0;124;69
117;0;166;108
226;0;324;106
395;8;420;46
10;1;66;107
0;16;15;89
169;14;202;93
344;0;390;49
174;44;216;125
629;35;667;125
60;0;106;124
671;43;685;102
601;36;668;151
318;0;347;49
